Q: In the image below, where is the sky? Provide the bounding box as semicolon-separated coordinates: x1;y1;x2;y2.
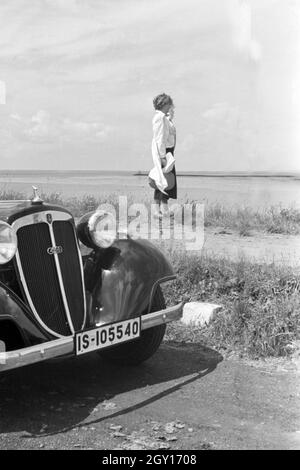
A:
0;0;299;172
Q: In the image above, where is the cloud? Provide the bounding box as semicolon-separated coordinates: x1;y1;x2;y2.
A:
11;110;112;144
61;117;112;142
0;1;105;60
24;110;52;142
0;0;298;172
43;0;79;10
0;0;229;63
202;102;239;122
10;113;21;120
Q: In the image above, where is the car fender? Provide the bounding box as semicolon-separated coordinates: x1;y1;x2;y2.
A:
0;282;50;346
85;238;174;325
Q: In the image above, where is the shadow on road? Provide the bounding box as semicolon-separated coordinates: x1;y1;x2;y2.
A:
0;341;222;438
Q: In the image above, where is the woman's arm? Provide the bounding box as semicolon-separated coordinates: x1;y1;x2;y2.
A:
153;114;169;159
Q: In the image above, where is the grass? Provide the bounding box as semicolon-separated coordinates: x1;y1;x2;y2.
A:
0;189;28;200
1;189;300;358
1;188;300;234
162;250;300;359
204;202;300;235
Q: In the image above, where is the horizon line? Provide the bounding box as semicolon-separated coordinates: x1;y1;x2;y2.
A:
0;169;299;177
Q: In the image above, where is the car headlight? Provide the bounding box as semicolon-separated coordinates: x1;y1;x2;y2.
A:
77;210;117;249
0;221;18;264
88;210;116;248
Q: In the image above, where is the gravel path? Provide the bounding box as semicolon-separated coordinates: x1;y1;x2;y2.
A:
0;342;299;450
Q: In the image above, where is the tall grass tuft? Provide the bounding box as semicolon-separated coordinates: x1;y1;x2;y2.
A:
0;189;27;200
204;203;300;235
162;251;300;358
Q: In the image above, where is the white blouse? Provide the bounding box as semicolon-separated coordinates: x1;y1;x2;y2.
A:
152;110;176;159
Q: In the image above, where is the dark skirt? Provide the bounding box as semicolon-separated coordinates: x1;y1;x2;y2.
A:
154;147;177;201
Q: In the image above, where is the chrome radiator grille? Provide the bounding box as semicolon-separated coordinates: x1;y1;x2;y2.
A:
13;211;86;337
52;220;85;332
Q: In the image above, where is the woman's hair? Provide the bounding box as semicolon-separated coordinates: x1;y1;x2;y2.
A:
153;93;173;110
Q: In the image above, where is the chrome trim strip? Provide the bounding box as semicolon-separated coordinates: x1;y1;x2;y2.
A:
147;275;177;313
12;211;72;231
0;303;184;372
142;302;184;330
14;249;64;339
50;216;86;330
72;224;87;330
48;223;75;335
0;336;74;371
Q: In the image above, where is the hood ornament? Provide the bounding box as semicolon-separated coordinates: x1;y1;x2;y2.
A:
31;186;43;204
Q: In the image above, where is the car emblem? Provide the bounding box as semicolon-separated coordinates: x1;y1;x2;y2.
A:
47;246;63;255
46;213;52;224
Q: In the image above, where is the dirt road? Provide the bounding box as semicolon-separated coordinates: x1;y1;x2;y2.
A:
0;342;299;450
115;222;300;268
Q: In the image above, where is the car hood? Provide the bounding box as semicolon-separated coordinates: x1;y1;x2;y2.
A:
0;200;31;222
0;200;72;224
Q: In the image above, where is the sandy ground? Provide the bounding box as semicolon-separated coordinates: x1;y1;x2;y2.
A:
0;344;299;450
121;220;300;268
202;228;300;267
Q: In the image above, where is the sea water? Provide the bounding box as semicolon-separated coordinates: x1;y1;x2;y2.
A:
0;170;299;209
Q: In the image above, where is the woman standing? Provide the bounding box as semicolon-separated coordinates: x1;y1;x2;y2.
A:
150;93;177;217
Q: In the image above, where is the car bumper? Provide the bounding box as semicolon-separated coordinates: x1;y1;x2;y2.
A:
0;302;183;372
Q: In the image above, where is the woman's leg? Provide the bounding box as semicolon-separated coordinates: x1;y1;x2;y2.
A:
154;189;162;217
161;194;169;215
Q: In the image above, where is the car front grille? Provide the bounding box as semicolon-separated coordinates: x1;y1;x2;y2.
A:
13;212;86;337
52;220;85;332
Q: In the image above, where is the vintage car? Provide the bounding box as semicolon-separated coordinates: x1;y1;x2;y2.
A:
0;188;183;372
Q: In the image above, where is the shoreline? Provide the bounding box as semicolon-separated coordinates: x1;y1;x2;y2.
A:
1;180;300;211
1;169;300;179
133;171;300;178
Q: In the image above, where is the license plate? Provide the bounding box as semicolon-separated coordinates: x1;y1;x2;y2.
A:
75;317;141;356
